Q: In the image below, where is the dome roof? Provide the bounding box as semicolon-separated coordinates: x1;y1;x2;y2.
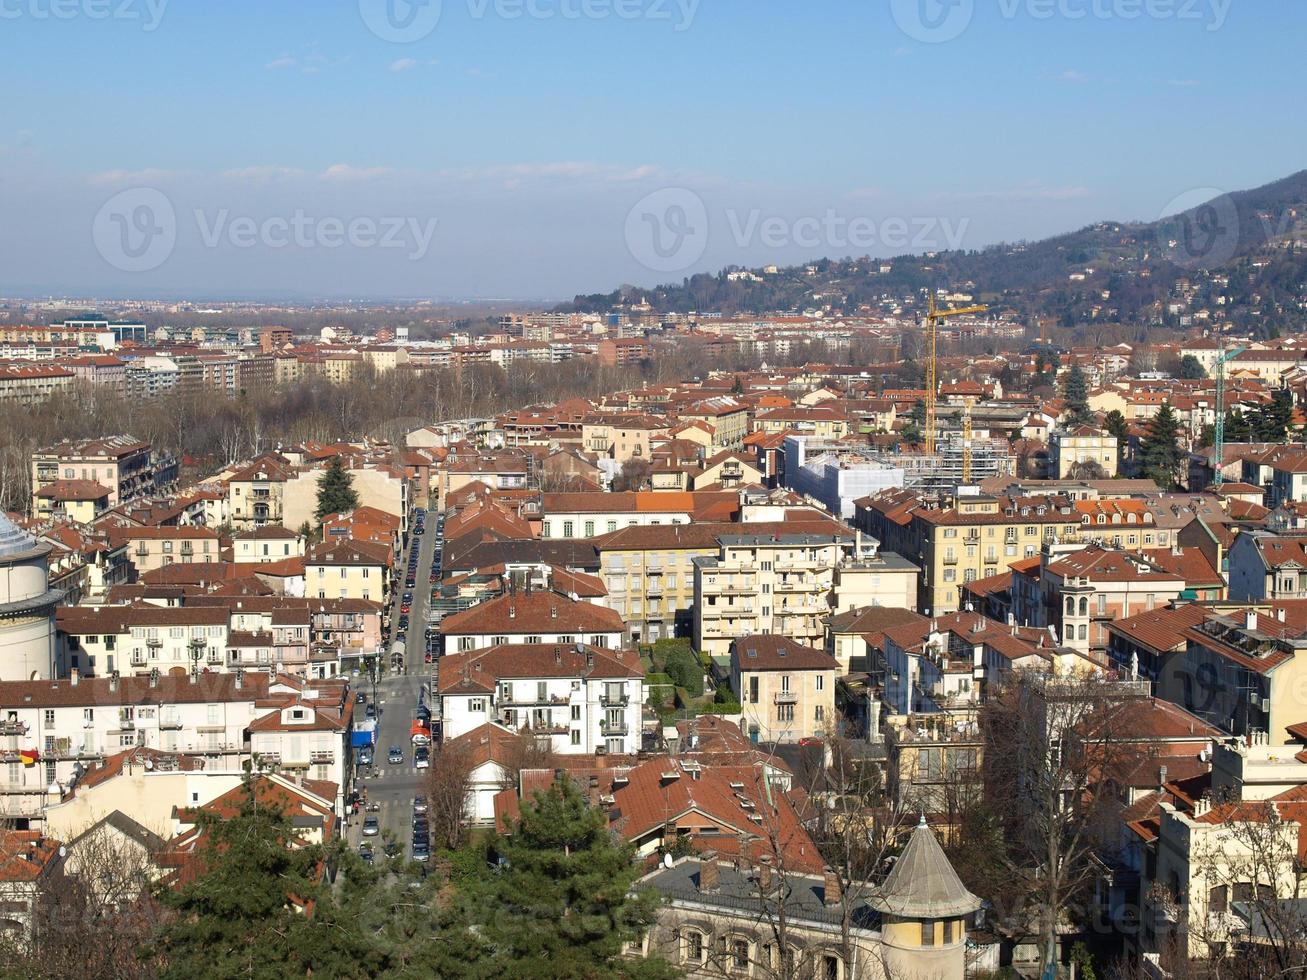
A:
0;513;39;559
870;815;980;920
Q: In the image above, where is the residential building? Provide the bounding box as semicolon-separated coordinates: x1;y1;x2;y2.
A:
439;590;625;653
730;635;836;744
232;525;304;564
31;436;177;510
109;527;220;575
1048;426;1120;479
437;642;644;754
304;540;390;603
225;453;293;530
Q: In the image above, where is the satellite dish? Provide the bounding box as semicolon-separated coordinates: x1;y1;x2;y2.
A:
144;758;154;770
662;852;674;869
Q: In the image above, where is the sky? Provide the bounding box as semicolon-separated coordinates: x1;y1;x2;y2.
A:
0;0;1302;302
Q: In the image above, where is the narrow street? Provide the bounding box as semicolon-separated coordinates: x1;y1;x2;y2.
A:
346;508;441;857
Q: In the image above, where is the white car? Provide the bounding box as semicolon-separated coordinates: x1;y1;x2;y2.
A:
414;750;430;770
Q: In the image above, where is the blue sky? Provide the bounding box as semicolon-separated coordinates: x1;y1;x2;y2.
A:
0;0;1301;301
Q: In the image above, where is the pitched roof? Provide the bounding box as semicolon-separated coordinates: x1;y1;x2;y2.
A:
731;635;837;672
439;589;623;636
869;817;980;919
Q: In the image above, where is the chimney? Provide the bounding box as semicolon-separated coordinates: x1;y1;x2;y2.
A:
235;669;243;690
698;852;720;893
1246;610;1258;632
662;821;678;848
108;671;118;693
69;668;79;687
1158;764;1168;790
758;859;773;893
149;669;158;689
824;870;842;906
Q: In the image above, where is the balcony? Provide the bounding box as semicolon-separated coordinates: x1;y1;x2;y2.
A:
309;750;334;764
600;718;629;735
0;721;27;737
599;692;629;707
500;693;571;708
774;691;799;705
159;716;183;730
146;638;162;648
116;718;135;731
943;555;958;565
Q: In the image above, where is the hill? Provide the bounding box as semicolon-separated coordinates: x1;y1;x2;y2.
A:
562;170;1307;337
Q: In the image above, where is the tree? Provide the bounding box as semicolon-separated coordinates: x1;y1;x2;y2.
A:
1104;409;1130;468
478;779;675;979
981;673;1151;979
143;787;376;979
315;455;359;521
425;736;478;851
1063;363;1091;424
612;457;652;493
1178;354;1207;379
1067;459;1109;480
1138;404;1186;490
1253;389;1294;443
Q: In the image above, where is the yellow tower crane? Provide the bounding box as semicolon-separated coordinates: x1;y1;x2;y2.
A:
923;293;989;457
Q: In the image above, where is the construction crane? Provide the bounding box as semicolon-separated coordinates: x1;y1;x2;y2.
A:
924;293;989;456
961;396;977;484
1211;344;1247;488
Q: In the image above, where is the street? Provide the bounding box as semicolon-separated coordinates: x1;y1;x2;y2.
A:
347;507;442;857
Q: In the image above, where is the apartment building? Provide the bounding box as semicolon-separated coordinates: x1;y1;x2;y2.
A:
1228;532;1307;601
1048;426;1120;478
31;436;178;509
0;670;265;822
30;479;111;523
282;461;410;535
593;523;724;643
304;540;390;602
0;363;75;404
109;526;220;575
226;453;294;530
438;642;644;755
691;527;858;658
539;491;714;539
439;590;625;654
580;414;670;465
857;491;1083;616
729;635;836;744
678;397;749;450
1010;545;1190;656
232;525;304;564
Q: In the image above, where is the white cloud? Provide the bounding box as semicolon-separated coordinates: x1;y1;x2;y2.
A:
390;58;419;72
265;55;296;70
1167;78;1201;87
321;163;393;181
221;166;307;182
1057;69;1089;83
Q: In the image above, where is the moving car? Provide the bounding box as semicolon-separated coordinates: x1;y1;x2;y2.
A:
388;745;404;765
362;816;380;837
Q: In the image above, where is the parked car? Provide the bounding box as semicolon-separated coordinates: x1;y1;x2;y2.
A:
412;840;430;861
358;747;374;766
362;816;380;837
355;691;366;704
415;748;430;770
359;843;374;864
413;795;428;814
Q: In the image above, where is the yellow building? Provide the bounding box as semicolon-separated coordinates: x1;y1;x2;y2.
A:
594;523;724;643
730;635;836;744
304;540;390;602
226;453;294;530
1049;425;1119;478
857;491;1082;617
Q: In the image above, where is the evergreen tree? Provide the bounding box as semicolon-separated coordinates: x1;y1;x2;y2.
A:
1063;364;1091;424
1138;404;1185;490
1254;390;1294;443
315;456;359;521
145;789;377;979
1178;354;1207;380
478;780;677;979
1104;409;1129;453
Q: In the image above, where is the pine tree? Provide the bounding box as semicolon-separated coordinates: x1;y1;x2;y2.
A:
478;780;677;979
1063;364;1090;424
1178;354;1207;380
1254;390;1294;443
315;456;359;521
1139;404;1185;490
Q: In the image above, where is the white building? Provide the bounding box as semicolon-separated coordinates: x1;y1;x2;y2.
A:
438;642;645;755
0;515;61;682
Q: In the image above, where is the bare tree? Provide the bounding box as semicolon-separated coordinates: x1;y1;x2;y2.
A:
981;670;1151;975
425;737;477;851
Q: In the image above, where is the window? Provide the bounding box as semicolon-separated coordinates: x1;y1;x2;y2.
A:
821;954;840;980
584;521;595;537
733;939;750;970
815;705;824;721
563;521;574;538
570;730;581;746
684;931;705;963
777;703;794;722
943;920;954;944
42;710;54;727
921;922;935;946
749;677;759;703
815;675;824;691
571;704;581;720
469;698;485;712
